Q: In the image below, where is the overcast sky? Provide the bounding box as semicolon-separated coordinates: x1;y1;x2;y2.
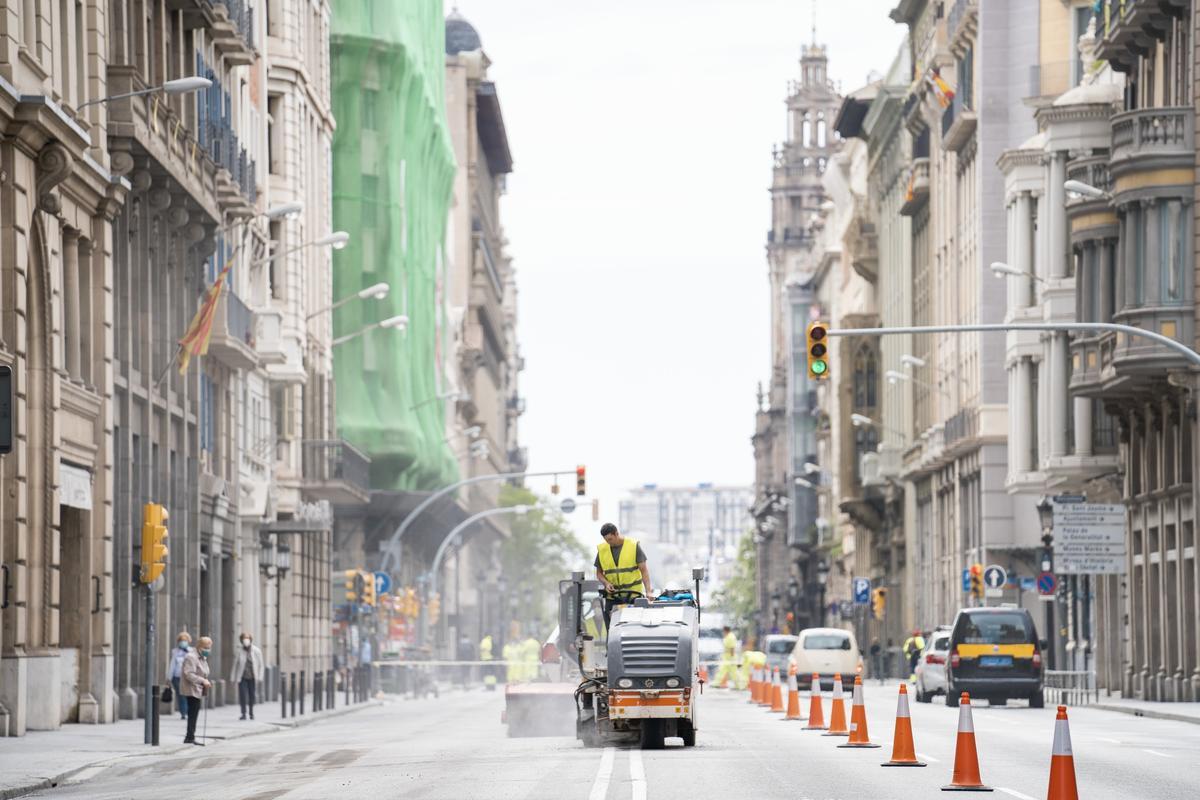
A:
445;1;904;537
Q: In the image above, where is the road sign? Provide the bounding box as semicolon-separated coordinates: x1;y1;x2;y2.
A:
560;498;577;514
1052;502;1126;574
1019;576;1036;592
374;571;391;596
983;565;1007;590
1037;571;1056;596
852;577;871;605
961;568;971;593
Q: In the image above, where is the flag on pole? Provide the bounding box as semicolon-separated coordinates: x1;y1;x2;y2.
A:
178;259;234;374
926;68;955;109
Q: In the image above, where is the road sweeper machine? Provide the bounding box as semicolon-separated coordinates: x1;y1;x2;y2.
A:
559;568;704;749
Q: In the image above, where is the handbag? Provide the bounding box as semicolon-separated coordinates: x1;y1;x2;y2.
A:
160;684;173;703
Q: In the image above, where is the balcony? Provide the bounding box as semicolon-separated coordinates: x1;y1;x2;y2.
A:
208;288;257;370
302;439;372;505
1109;107;1193;183
940;93;976;153
1069;332;1111;396
899;158;930;216
198;58;258;211
1095;0;1185;73
1065;157;1112;212
166;0;256;65
254;308;286;365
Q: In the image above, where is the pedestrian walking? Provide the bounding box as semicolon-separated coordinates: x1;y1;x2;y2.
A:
168;631;192;720
181;635;213;744
230;631;264;720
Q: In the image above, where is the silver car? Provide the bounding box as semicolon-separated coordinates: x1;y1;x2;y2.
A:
763;634;798;676
914;629;951;702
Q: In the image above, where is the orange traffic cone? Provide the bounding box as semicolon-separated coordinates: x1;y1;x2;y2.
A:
803;673;827;730
838;674;881;749
784;663;803;721
823;674;850;736
758;666;773;707
941;693;991;791
1046;706;1078;800
749;666;760;703
882;684;926;767
770;668;785;712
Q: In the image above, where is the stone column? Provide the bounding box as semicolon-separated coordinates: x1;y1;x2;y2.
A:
1048;153;1067;280
1013;359;1033;473
1050;334;1069;458
62;227;81;379
1099;237;1115;322
1015;192;1035;306
1074;396;1093;457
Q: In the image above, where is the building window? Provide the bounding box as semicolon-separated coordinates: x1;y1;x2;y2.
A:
1070;6;1091;87
958;45;974;109
1163;200;1186;303
201;375;216;456
1133;205;1145;306
363;89;378;130
268;94;283;175
362;175;379;230
1030;363;1039;469
853;345;877;409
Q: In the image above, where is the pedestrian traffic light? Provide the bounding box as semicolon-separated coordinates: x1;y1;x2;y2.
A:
428;592;441;622
361;570;376;607
139;503;169;584
806;322;830;380
969;563;984;601
576;465;586;496
872;587;887;620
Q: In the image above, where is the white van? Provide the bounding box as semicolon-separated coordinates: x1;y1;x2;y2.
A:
789;627;862;690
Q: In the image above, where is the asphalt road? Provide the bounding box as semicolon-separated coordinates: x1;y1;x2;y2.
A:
27;683;1200;799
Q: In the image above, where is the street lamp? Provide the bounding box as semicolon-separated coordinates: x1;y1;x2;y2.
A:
886;368;952;401
307;282;390;320
900;354;926;369
990;261;1047;285
794;476;816;490
1063;179;1111;200
252;231;350;268
850;413;908;440
446;425;482;443
815;559;830;627
259;537;291;694
331;314;408;347
265;202;304;220
803;462;822;475
77;76;212;109
411;389;468;411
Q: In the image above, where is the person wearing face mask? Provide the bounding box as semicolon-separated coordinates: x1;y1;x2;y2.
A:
167;632;192;720
180;635;214;744
230;631;264;720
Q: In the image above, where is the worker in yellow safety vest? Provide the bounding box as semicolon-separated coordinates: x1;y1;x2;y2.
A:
502;624;522;683
595;523;652;627
479;634;496;690
740;648;765;691
521;636;541;681
714;626;739;689
583;597;607;643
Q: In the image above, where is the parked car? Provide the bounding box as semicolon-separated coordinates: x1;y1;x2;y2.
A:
944;606;1044;708
763;634;798;676
789;627;861;690
697;623;727;676
913;628;952;703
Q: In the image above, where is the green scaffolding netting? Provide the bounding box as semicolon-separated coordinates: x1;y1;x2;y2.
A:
330;0;458;491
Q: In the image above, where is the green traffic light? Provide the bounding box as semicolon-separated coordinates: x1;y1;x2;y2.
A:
811;360;827;375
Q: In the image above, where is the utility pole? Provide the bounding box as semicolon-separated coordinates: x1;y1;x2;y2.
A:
143;583;154;745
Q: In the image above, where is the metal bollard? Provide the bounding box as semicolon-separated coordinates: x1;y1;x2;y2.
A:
313;671;321;712
289;672;297;718
151;684;160;746
300;671;306;715
280;670;287;718
344;668;351;706
328;669;335;709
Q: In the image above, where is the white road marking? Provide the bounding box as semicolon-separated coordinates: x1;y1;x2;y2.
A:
63;766;107;784
629;747;647;800
1143;749;1172;758
1098;737;1121;744
588;747;615;800
997;788;1038;800
915;751;941;763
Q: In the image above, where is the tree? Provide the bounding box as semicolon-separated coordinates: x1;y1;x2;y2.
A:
713;530;757;638
498;484;589;636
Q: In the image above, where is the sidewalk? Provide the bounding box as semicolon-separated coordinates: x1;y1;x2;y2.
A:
0;697;381;800
1090;694;1200;725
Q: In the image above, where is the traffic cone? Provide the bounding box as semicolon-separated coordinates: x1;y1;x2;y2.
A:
749;666;760;703
882;684;926;767
838;674;881;748
803;673;827;730
784;663;803;720
770;668;785;712
941;693;992;791
1046;706;1078;800
823;673;849;736
758;666;773;707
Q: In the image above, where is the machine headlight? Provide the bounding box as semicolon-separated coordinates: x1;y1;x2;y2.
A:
617;678;633;688
666;678;681;688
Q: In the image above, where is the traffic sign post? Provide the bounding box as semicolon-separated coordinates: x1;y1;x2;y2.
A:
560;498;576;514
1037;571;1056;598
983;565;1007;599
1052;502;1126;574
852;577;871;605
961;568;970;594
374;571;392;597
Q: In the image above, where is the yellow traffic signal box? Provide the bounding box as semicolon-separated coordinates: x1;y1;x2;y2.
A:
806;322;830;380
140;503;169;584
576;465;586;496
344;569;360;602
361;570;376;606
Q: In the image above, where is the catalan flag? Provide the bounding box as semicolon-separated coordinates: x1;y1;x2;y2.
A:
177;258;234;374
926;68;956;109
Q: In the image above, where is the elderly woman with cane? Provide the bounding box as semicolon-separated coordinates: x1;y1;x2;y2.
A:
181;635;214;744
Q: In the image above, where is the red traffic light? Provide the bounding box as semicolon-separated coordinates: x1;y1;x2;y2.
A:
969;563;983;576
576;465;586;496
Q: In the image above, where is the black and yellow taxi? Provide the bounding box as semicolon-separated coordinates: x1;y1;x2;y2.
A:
944;606;1044;708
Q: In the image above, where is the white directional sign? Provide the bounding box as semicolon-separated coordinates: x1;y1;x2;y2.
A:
983;565;1007;590
1052;503;1126;574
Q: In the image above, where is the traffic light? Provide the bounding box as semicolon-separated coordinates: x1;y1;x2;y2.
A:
428;592;441;622
592;499;600;522
871;587;888;620
139;503;169;584
806;322;830;380
969;563;984;601
576;465;586;496
361;570;376;607
344;569;360;602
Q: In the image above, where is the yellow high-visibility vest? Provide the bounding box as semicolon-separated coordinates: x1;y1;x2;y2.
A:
597;538;645;596
722;632;737;659
480;635;493;661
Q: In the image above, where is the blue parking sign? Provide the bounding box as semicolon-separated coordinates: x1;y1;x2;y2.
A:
962;568;970;593
852;577;871;605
